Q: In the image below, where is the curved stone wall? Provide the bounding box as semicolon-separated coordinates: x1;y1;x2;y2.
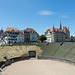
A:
38;56;75;65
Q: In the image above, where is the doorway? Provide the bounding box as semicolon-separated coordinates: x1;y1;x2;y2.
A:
29;51;36;58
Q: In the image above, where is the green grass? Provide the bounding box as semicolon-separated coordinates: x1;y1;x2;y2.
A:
37;43;75;60
66;47;75;60
54;43;74;57
43;43;59;56
37;43;59;55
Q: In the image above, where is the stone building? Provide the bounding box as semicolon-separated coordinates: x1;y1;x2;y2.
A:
45;24;70;42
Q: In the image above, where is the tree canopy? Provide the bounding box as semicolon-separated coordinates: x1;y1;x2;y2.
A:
38;35;47;42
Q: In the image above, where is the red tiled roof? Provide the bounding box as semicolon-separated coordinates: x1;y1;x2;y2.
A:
26;28;36;32
47;28;62;33
19;31;23;35
5;27;19;32
63;27;69;34
45;26;69;34
26;28;39;37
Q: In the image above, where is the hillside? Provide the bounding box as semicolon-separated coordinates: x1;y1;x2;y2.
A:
0;45;42;61
37;43;75;60
0;43;75;61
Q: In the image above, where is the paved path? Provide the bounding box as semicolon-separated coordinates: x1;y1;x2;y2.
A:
2;60;75;75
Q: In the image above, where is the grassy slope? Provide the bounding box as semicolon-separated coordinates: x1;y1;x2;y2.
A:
37;43;59;56
66;46;75;60
0;43;75;61
46;43;59;56
0;45;42;61
37;43;75;60
54;43;74;57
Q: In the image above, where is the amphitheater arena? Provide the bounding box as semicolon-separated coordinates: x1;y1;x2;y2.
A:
1;43;75;75
2;59;75;75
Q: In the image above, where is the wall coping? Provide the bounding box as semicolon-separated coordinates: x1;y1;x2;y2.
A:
38;55;75;65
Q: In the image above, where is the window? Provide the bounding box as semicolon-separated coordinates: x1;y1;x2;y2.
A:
48;30;49;33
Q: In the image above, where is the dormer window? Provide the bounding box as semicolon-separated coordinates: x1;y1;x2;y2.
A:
48;30;49;33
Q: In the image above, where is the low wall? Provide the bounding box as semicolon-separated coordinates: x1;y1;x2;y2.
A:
38;56;75;65
1;55;75;70
0;55;29;69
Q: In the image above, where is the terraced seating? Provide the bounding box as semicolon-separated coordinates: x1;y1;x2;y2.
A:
37;43;60;56
44;43;59;56
38;43;75;60
66;45;75;60
37;43;47;51
54;43;74;57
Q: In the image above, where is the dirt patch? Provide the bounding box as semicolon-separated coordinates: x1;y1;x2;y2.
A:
0;45;42;61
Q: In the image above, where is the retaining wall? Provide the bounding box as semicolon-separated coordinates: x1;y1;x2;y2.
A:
38;55;75;65
1;55;75;70
0;56;29;69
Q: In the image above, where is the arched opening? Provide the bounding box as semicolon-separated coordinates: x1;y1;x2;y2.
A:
29;51;36;58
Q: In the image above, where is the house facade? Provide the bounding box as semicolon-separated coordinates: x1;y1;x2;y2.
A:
4;27;19;44
4;27;39;44
16;31;24;43
0;29;4;40
26;28;39;42
45;24;70;42
21;30;30;42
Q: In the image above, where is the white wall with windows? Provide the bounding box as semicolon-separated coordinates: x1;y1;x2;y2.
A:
4;36;17;44
16;35;24;43
45;31;52;42
47;38;51;42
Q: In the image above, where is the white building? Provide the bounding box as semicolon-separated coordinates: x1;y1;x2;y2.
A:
45;24;70;43
4;27;19;44
16;31;24;43
4;36;17;44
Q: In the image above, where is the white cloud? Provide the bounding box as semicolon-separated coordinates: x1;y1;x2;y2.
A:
60;15;69;18
38;11;56;15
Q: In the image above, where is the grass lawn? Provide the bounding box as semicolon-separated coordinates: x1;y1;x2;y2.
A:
37;43;75;60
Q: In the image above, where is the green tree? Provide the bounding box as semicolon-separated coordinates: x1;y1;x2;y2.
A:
70;38;74;42
38;35;47;42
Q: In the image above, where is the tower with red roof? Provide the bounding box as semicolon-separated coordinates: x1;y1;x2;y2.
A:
45;23;70;42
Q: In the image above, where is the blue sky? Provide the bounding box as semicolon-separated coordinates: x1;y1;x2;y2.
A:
0;0;75;36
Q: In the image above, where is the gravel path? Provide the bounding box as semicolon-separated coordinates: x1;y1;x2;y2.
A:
2;60;75;75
